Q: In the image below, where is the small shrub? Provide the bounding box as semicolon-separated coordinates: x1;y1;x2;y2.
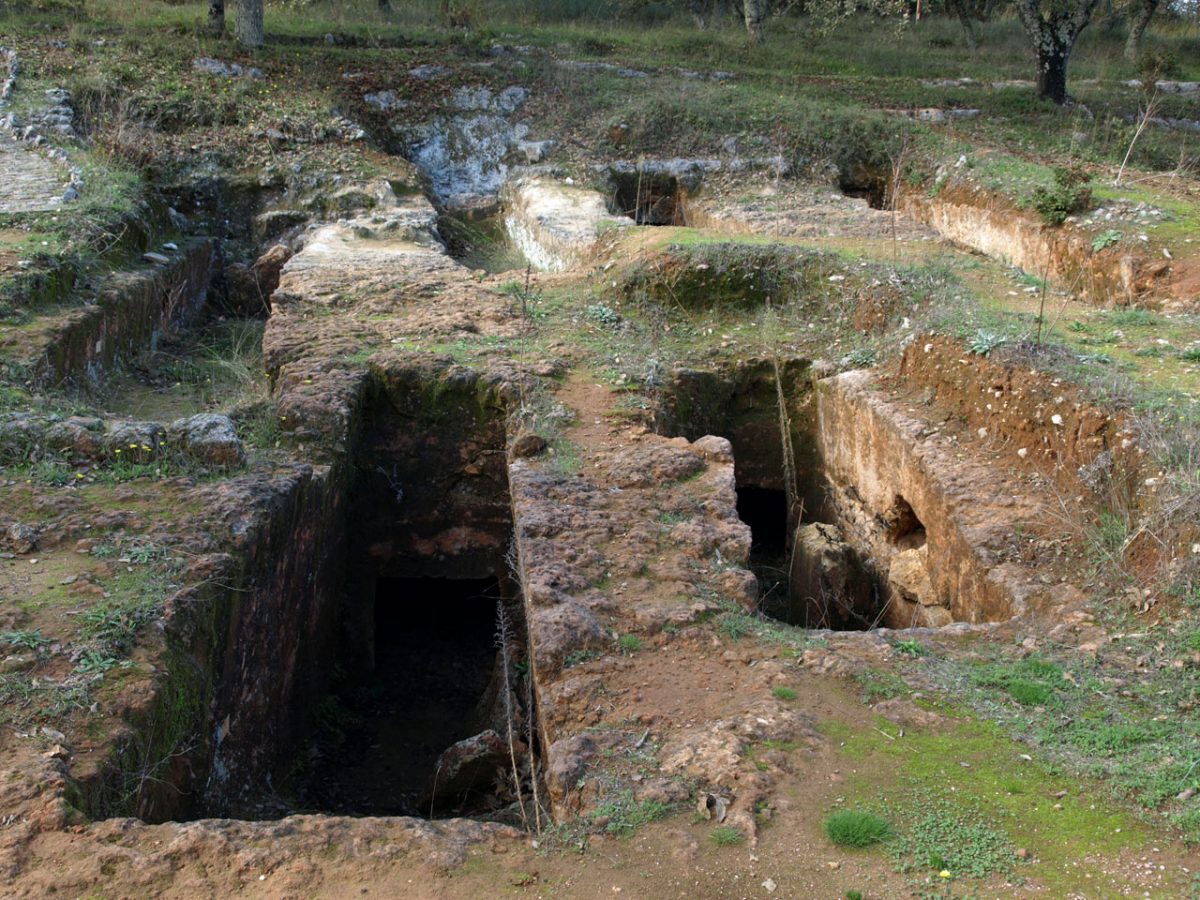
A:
585;303;622;328
892;639;927;658
845;892;864;900
1031;166;1092;226
1137;46;1180;90
711;825;743;846
1092;511;1129;558
824;809;892;847
772;685;797;701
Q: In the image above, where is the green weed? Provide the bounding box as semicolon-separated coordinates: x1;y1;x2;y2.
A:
590;791;673;836
892;639;927;658
887;796;1014;879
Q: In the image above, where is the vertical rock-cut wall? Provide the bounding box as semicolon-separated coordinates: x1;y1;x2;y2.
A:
36;238;216;387
900;186;1171;308
341;359;517;671
198;465;349;816
501;176;629;272
79;465;349;822
815;370;1023;627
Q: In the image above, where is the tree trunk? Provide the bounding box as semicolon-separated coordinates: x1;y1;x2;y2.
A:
1015;0;1102;105
235;0;264;49
688;0;709;29
207;0;224;34
1124;0;1158;62
1036;43;1070;104
744;0;767;41
949;0;977;49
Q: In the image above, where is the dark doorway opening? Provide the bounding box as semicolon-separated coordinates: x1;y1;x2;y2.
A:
737;486;789;556
297;576;503;818
839;174;887;210
609;172;689;225
887;495;927;550
737;486;790;617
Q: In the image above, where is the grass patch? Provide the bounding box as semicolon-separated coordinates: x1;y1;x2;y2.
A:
855;669;910;704
824;809;892;848
710;824;743;846
616;633;643;654
823;709;1163;893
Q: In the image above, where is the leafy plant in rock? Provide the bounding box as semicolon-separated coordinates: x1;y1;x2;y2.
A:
0;630;49;652
1091;230;1122;253
968;329;1006;357
590;790;673;836
843;346;878;369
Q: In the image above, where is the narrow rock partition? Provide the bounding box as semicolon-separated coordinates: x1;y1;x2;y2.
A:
502;175;629;271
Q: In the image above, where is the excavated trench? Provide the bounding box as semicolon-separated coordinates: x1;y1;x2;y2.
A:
81;367;540;826
438;209;531;274
295;575;515;818
70;166;1024;833
660;361;976;631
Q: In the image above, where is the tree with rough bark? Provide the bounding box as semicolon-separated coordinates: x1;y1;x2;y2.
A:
208;0;225;34
236;0;264;49
743;0;768;40
1123;0;1159;61
1014;0;1104;104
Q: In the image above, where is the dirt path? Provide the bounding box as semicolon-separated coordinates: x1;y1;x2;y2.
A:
0;133;64;214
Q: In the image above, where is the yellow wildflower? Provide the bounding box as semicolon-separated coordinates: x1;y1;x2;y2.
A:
939;871;952;879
